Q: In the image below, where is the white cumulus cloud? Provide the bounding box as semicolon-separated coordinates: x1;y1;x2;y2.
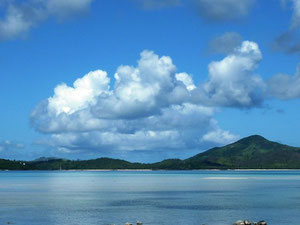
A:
200;41;265;107
31;50;243;154
201;127;239;145
31;41;300;156
48;70;110;115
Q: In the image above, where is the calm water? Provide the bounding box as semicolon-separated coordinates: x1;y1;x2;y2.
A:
0;170;300;225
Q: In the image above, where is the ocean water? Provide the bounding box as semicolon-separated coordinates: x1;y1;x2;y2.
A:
0;171;300;225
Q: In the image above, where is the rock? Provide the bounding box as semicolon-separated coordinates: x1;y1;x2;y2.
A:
136;222;142;225
233;220;245;225
258;221;267;225
244;220;251;225
125;223;132;225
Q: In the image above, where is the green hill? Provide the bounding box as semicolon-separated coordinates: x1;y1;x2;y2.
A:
0;159;29;170
1;135;300;170
27;157;148;170
183;135;300;169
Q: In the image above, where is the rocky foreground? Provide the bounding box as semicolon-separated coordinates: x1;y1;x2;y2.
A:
121;220;267;225
233;220;267;225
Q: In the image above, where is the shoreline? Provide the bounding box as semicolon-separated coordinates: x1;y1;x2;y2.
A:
2;169;300;172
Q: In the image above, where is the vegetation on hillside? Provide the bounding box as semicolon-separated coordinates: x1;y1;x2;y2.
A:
1;135;300;170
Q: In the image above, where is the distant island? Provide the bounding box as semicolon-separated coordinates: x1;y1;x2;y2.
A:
1;135;300;170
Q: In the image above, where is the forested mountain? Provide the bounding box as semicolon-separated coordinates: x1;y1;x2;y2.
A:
1;135;300;170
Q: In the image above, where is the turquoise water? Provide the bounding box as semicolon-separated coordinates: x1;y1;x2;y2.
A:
0;171;300;225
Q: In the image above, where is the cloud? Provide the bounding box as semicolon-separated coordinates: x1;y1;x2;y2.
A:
208;32;243;55
46;0;93;20
175;72;196;91
274;0;300;54
199;41;266;108
31;50;242;155
42;104;223;151
35;40;300;156
31;42;271;155
0;140;25;152
132;0;181;10
273;30;300;54
201;127;239;145
290;0;300;29
0;3;44;41
193;0;255;22
0;0;93;41
48;70;110;116
268;63;300;99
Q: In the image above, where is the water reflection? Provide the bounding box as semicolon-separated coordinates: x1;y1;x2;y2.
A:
0;171;300;225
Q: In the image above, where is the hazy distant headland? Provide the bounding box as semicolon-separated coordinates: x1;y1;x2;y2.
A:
1;135;300;170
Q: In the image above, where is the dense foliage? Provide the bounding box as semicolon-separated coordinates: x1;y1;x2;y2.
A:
2;135;300;170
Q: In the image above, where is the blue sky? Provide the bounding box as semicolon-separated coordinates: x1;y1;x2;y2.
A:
1;0;300;162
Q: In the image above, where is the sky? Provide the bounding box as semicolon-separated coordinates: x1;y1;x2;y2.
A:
0;0;300;162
